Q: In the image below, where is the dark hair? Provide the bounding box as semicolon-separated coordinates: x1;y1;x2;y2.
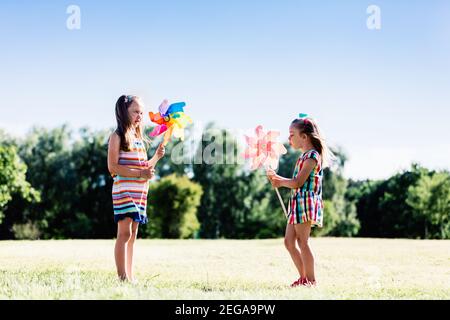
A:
291;118;334;167
114;95;144;151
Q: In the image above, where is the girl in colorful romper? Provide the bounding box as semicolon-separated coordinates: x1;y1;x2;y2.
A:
267;116;332;287
108;95;165;282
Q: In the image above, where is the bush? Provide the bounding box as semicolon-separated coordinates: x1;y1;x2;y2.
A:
144;174;203;239
12;221;41;240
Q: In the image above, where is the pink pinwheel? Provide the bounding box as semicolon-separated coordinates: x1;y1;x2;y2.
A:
244;125;287;171
244;125;288;216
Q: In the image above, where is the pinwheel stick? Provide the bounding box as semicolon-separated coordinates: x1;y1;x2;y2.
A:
274;187;288;217
162;126;174;146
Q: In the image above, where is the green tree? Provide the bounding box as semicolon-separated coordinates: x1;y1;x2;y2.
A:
6;126;118;239
68;127;115;238
353;164;428;238
347;179;381;237
407;170;450;239
192;123;242;238
0;129;19;148
14;125;74;238
0;145;40;233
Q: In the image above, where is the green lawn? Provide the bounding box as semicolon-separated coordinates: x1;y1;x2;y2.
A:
0;238;449;299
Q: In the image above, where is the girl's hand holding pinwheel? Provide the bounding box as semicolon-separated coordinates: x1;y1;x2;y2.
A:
266;168;283;188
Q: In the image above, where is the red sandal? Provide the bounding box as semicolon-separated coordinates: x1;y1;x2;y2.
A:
290;277;307;288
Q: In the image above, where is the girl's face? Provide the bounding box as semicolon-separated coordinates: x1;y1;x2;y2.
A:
288;124;306;150
128;99;144;128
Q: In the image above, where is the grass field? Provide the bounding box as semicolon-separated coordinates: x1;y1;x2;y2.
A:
0;238;449;299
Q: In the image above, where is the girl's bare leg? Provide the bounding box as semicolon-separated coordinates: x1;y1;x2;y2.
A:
284;223;306;278
126;221;139;281
294;221;315;282
114;218;132;281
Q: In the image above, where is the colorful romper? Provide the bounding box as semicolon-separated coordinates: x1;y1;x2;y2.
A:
287;149;324;227
112;138;149;224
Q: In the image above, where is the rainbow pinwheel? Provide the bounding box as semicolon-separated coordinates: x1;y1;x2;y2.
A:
148;99;192;145
244;125;288;216
244;125;287;170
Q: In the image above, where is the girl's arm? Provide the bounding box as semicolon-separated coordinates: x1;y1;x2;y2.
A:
147;143;165;168
108;132;153;178
267;158;317;189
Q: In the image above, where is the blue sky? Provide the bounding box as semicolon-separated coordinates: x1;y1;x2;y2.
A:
1;0;449;180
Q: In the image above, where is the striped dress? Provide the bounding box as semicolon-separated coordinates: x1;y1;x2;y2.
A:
112;138;149;224
287;149;324;227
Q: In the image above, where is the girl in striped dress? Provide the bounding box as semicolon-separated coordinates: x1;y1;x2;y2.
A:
267;116;333;287
108;95;165;282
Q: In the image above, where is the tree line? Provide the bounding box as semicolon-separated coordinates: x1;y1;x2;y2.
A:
0;125;448;240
